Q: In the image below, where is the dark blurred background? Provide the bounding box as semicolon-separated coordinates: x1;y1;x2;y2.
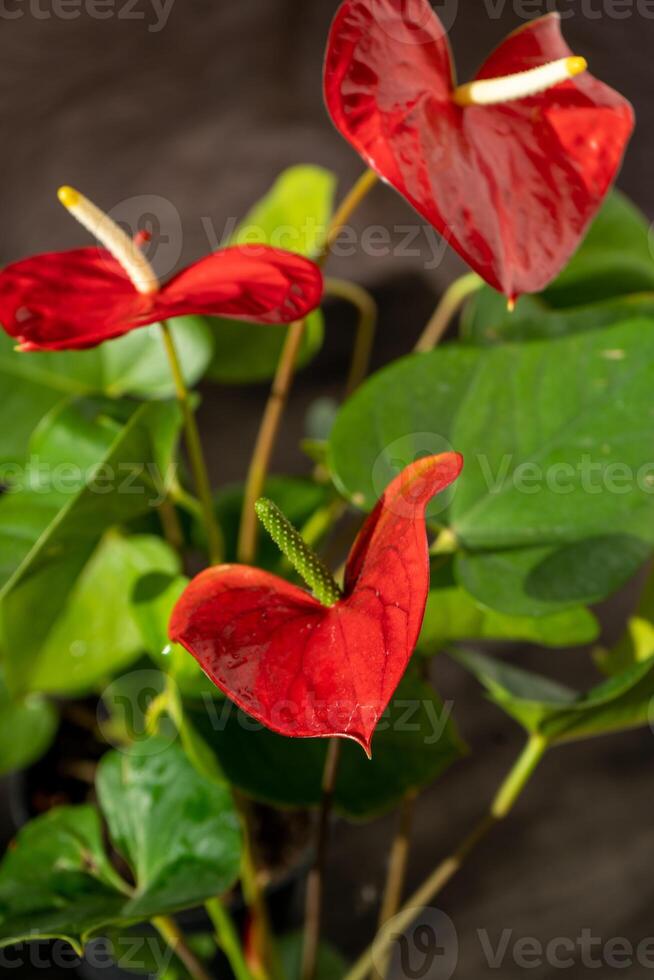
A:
1;0;653;976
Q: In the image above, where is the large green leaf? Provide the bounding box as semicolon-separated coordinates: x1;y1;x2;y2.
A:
191;672;464;819
0;398;182;693
419;564;599;653
328;319;654;615
454;648;654;743
0;669;58;775
96;739;241;920
207;165;335;384
0;739;242;951
0;320;210;470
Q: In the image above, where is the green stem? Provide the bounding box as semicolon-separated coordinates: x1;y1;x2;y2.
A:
343;734;548;980
324;277;378;397
319;169;379;261
159;319;223;565
206;897;253;980
152;915;213;980
414;273;483;353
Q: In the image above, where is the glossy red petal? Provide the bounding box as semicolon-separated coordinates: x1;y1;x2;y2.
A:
0;248;155;351
169;453;463;753
324;3;634;298
157;245;324;324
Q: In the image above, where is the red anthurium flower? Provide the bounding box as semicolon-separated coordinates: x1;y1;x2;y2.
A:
169;452;463;755
0;187;323;352
324;4;634;300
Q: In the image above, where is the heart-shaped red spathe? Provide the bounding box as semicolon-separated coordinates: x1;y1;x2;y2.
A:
0;245;324;352
170;452;463;754
324;3;634;299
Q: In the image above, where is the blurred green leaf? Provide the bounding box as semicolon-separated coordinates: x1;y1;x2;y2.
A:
0;669;58;775
455;648;654;743
0;320;210;470
190;671;464;819
207;165;335;384
131;572;218;699
0;398;182;694
595;572;654;676
328;320;654;615
419;564;599;653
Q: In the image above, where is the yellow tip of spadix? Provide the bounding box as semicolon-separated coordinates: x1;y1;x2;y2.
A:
57;185;81;209
566;56;588;79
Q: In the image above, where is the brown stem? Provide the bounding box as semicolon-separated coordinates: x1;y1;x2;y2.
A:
237;318;307;563
152;916;213;980
370;790;418;979
300;738;341;980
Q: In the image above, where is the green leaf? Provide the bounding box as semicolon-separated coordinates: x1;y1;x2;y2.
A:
462;292;654;347
0;806;128;951
96;738;241;920
328;320;654;615
190;672;463;819
232;165;337;257
0;740;242;950
419;564;598;653
131;572;217;699
0;320;210;469
206;311;324;385
454;648;654;743
543;191;654;308
279;933;347;980
207;165;336;384
0;669;58;775
595;572;654;676
0;398;182;693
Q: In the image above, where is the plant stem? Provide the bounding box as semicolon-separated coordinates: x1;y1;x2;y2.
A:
236;794;283;980
320;169;379;259
324;277;378;397
157;496;185;557
300;738;342;980
343;733;548;980
237;318;307;564
159;319;223;565
206;897;253;980
237;171;378;565
152;915;213;980
370;790;418;980
414;273;482;352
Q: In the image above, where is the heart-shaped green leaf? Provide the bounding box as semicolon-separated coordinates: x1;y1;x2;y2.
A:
0;739;242;951
329;320;654;615
454;648;654;743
